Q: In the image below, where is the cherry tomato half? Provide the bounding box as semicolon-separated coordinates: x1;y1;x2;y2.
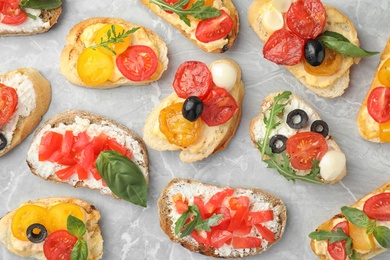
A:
43;230;78;260
11;205;47;241
0;2;27;25
46;203;84;233
363;193;390;221
94;24;131;56
0;83;18;125
378;58;390;86
195;10;233;43
303;48;343;76
367;87;390;123
328;221;348;260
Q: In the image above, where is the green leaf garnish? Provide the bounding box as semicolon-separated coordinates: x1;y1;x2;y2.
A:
309;228;349;244
96;150;148;207
70;239;88;260
373;225;390;248
67;215;88;260
19;0;62;10
341;206;371;228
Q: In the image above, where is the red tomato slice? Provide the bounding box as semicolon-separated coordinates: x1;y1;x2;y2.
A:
245;210;274;226
191;230;210;249
210;230;233;249
232;224;252;236
214;207;231;230
286;0;326;39
228;196;250;231
175;199;188;214
328;221;349;260
255;224;275;242
77;143;94;172
232;236;262;249
363;193;390;221
204;188;234;215
367;87;390;123
193;196;206;219
0;83;18;125
195;10;234;43
116;45;158;82
39;132;63;161
0;2;27;25
55;165;77;181
90;167;102;181
92;133;108;154
201;87;238;127
263;28;305;66
61;130;74;155
286;132;328;170
72;131;90;152
43;230;78;260
173;61;213;100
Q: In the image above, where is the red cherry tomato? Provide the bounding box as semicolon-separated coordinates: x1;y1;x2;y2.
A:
43;230;78;260
0;83;18;125
195;10;234;43
263;28;305;66
201;87;238;127
232;236;262;249
328;221;349;260
367;86;390;123
286;0;326;39
116;45;158;81
0;2;28;25
286;132;328;170
173;61;213;100
363;193;390;221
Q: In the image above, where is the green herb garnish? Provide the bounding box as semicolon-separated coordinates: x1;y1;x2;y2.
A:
19;0;62;20
96;150;148;207
149;0;221;26
67;215;88;260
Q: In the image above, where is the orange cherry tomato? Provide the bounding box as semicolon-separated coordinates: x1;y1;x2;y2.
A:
11;205;48;241
303;47;343;76
94;24;131;56
0;83;18;125
378;58;390;86
46;203;84;233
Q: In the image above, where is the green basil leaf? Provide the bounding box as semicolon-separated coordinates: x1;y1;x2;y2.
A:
70;239;88;260
341;206;371;228
174;210;190;235
96;151;148;207
320;30;350;42
345;237;353;256
67;215;86;238
373;226;390;248
195;214;223;231
20;0;62;10
308;228;349;243
350;249;359;260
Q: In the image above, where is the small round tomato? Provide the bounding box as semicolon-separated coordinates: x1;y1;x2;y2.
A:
303;48;343;76
363;193;390;221
195;10;234;43
11;205;48;241
263;28;305;66
94;24;131;56
286;132;328;170
328;221;349;260
0;84;18;125
46;203;84;233
173;61;213;100
159;102;202;147
43;230;78;260
201;87;238;127
378;58;390;86
116;45;158;81
77;48;114;86
286;0;326;39
367;87;390;123
0;2;28;25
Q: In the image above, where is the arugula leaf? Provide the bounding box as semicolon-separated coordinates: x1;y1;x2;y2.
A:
308;228;349;244
373;226;390;248
195;213;224;232
20;0;62;10
341;206;371;228
67;215;88;260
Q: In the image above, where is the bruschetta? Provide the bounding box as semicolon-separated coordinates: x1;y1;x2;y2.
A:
0;68;51;157
142;58;244;162
26;110;149;207
158;178;287;258
0;197;102;259
249;91;346;184
60;17;168;88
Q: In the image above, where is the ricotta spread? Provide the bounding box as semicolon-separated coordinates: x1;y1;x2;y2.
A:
0;9;49;33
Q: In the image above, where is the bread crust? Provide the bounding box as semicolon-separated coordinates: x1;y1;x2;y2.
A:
158;178;287;258
0;197;103;260
0;68;51;157
60;17;168;88
139;0;239;53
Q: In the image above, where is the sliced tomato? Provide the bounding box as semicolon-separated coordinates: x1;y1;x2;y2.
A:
77;143;94;172
245;210;274;226
204;188;234;215
39;131;63;161
61;130;74;155
232;236;262;249
90;167;102;181
116;45;158;81
193;196;206;219
0;84;18;125
255;224;275;242
195;10;233;43
263;28;305;66
232;224;252;236
0;2;27;25
286;132;328;170
378;58;390;86
228;196;250;231
363;193;390;221
43;230;78;260
175;199;188;214
72;131;90;152
191;230;210;248
286;0;326;39
210;230;233;248
328;221;349;260
214;207;231;230
55;165;77;181
107;138;130;158
201;87;238;126
367;87;390;123
173;61;213;100
91;133;109;154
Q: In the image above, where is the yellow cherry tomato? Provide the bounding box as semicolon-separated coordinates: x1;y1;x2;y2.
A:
11;205;47;241
77;48;114;86
94;24;131;56
159;102;202;147
303;48;342;76
378;58;390;86
46;203;84;233
185;0;213;8
379;120;390;142
349;222;376;251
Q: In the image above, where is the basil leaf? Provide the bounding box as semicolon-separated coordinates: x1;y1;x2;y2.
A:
308;228;349;243
96;151;148;207
195;214;223;231
70;239;88;260
174;210;190;235
373;226;390;248
341;206;371;228
20;0;62;10
67;215;86;238
320;30;350;42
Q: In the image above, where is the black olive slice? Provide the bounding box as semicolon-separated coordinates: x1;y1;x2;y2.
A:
304;39;325;66
287;109;309;129
0;133;7;151
311;120;329;137
26;223;47;243
269;134;288;154
182;96;204;122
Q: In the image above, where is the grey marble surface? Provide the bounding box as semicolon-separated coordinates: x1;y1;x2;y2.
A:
1;0;390;259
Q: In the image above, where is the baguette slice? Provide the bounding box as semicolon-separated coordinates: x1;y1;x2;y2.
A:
248;0;360;98
140;0;239;53
356;38;390;142
0;197;103;260
249;91;346;184
310;181;390;259
26;110;149;199
0;68;51;157
158;178;287;258
142;58;244;162
60;17;168;88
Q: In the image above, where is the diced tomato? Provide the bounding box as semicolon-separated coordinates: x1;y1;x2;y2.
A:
204;188;234;215
75;164;88;180
90;167;102;181
228;196;250;231
77;143;94;171
38;132;63;161
232;224;252;236
47;150;63;163
210;230;233;249
55;165;77;181
255;224;275;242
245;210;274;226
61;130;74;155
214;207;231;230
72;131;90;152
232;236;262;249
191;230;210;249
193;196;206;219
175;200;188;214
92;133;109;154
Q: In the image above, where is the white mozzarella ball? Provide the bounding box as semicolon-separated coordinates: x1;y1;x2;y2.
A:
319;150;346;181
262;8;284;33
271;0;292;13
210;62;237;91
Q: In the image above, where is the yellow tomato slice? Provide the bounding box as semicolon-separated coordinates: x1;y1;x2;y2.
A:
349;222;376;251
77;48;114;86
378;58;390;86
303;48;342;76
380;120;390;142
46;203;84;233
11;205;47;241
94;24;131;56
185;0;213;8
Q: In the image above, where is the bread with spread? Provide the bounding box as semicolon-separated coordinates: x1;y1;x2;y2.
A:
60;17;168;88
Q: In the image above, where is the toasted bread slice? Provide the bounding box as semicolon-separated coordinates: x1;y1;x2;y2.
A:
0;68;51;157
60;17;168;88
142;59;244;162
248;0;360;98
158;178;287;258
26;110;149;199
250;91;346;184
310;181;390;259
140;0;239;53
0;197;103;259
356;38;390;142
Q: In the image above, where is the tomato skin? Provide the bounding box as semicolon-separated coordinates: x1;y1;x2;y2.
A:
39;132;63;161
328;221;349;260
227;196;250;231
255;224;275;242
204;188;234;215
0;2;28;25
0;84;18;125
232;236;262;249
210;230;233;248
263;28;305;66
245;210;274;226
367;87;390;123
195;10;234;43
43;230;78;260
193;196;206;219
363;193;390;221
